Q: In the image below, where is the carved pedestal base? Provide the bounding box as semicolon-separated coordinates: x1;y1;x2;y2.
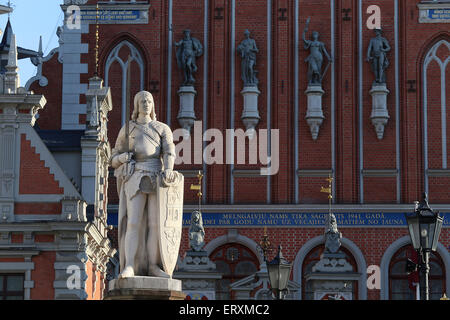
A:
369;84;390;140
305;85;325;140
177;86;197;137
241;86;261;138
173;250;222;300
306;252;358;300
105;276;186;300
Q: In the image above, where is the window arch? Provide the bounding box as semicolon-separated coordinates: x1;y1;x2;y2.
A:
389;245;446;300
104;40;145;126
209;243;259;300
301;244;358;300
422;39;450;193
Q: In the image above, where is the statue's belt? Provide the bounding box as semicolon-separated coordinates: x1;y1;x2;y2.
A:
134;159;162;172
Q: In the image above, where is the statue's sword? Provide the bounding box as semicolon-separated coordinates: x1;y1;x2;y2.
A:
320;59;331;83
125;55;132;175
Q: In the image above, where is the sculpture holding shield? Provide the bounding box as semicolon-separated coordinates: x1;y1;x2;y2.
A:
111;90;184;279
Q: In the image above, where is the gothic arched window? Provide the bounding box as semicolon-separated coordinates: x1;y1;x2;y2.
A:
389;245;445;300
422;39;450;194
104;40;145;129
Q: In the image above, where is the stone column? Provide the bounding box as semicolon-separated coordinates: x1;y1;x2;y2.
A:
369;84;390;140
305;85;325;140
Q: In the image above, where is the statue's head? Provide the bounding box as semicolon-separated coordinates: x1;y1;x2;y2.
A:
244;29;250;37
132;91;156;121
183;29;191;38
312;31;319;40
191;210;202;225
374;28;383;36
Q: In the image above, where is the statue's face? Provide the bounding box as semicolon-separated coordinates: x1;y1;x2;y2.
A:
184;30;191;39
312;32;319;40
193;212;199;223
138;94;153;116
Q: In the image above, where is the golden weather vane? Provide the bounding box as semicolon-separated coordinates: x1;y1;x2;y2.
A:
259;227;271;261
95;3;100;76
320;174;333;214
190;171;203;212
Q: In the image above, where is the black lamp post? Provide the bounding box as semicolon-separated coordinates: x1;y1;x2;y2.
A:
267;245;292;300
405;192;444;300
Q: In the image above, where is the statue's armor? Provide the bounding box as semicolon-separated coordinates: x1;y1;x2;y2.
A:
112;120;176;198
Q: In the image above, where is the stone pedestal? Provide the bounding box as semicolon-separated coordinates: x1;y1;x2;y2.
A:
305;85;325;140
177;86;197;137
369;84;390;140
241;86;261;138
105;276;186;300
173;250;222;300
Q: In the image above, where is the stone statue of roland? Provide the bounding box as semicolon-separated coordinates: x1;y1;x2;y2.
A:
111;91;184;279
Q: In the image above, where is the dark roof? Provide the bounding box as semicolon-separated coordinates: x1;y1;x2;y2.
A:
36;129;84;152
0;20;39;73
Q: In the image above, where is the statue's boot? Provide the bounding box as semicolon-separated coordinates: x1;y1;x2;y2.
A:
149;265;170;278
119;265;135;278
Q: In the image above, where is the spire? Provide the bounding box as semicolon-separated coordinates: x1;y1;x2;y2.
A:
38;35;43;56
5;32;19;92
0;19;38;75
1;19;13;48
6;32;17;68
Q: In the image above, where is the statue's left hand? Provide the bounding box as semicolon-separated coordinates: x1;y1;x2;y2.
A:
163;169;176;182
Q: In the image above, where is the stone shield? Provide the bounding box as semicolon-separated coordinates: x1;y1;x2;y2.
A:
157;173;184;276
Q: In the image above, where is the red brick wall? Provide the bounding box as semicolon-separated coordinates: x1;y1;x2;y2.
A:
33;1;450;206
15;203;62;215
19;134;64;195
31;251;55;300
31;54;63;131
178;225;449;300
85;260;103;300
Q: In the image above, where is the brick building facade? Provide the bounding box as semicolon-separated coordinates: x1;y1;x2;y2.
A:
13;0;450;299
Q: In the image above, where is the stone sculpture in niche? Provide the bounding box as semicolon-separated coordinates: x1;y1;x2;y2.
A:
302;17;334;140
366;28;391;85
366;28;391;140
175;29;203;86
237;29;261;137
175;29;203;135
237;29;259;87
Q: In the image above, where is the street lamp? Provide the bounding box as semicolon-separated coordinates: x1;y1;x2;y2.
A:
405;192;444;300
267;245;292;300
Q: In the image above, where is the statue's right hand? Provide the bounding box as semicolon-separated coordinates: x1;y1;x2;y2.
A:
118;152;133;164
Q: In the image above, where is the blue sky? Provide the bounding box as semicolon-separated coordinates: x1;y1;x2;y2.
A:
0;0;64;84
